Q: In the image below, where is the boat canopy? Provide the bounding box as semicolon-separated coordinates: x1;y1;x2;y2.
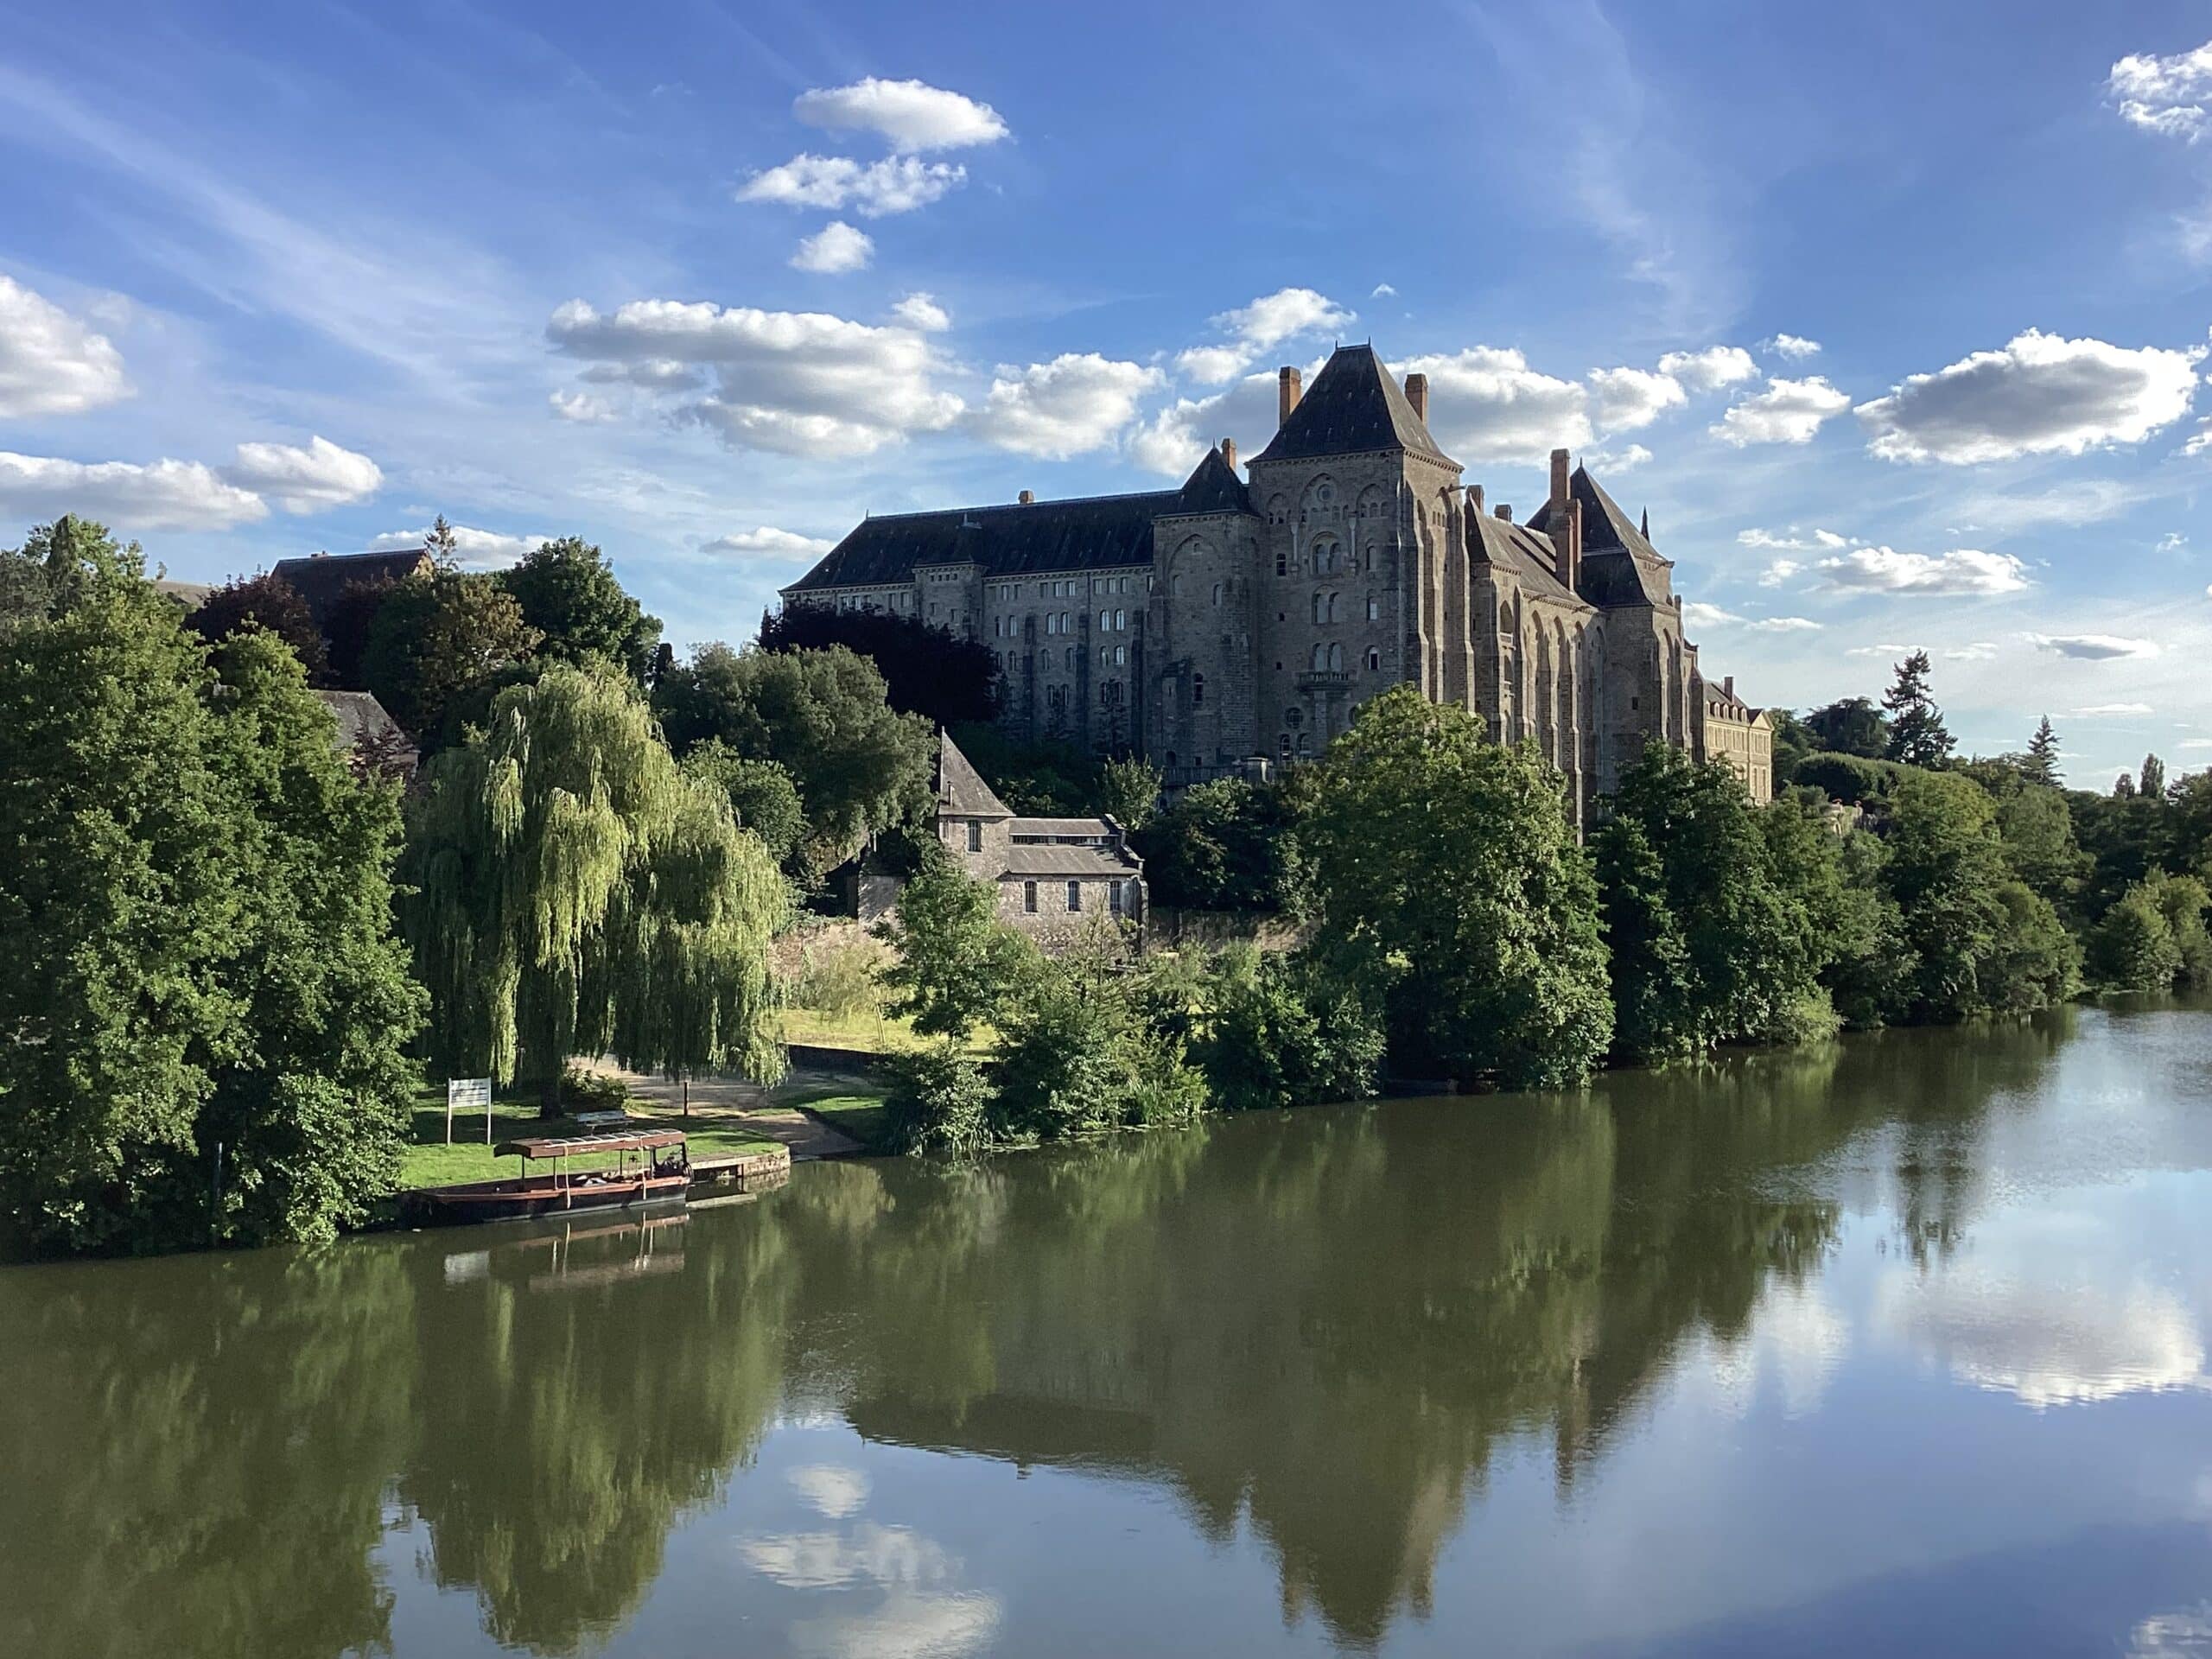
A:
495;1128;687;1160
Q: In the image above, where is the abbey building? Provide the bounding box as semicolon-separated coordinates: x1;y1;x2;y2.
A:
783;343;1772;817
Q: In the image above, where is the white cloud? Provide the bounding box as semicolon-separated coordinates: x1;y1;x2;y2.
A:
1583;442;1652;473
1738;525;1847;550
369;524;543;569
1173;345;1249;385
1764;333;1822;360
1371;282;1396;297
736;155;965;218
1944;641;2000;660
2028;632;2161;661
1126;371;1281;478
548;389;615;422
1656;345;1757;393
1586;365;1686;431
1400;346;1592;463
2158;532;2188;553
1713;376;1852;446
1758;558;1800;587
791;221;874;274
0;450;264;530
1815;545;2032;595
787;1464;871;1520
1856;329;2202;464
0;275;130;417
547;298;963;458
967;353;1162;459
1684;601;1740;628
2108;41;2212;141
702;526;835;560
890;292;949;333
2075;702;2155;716
1683;600;1819;632
1755;615;1823;631
792;79;1008;153
1847;643;1918;658
223;435;382;512
1213;287;1354;352
2185;418;2212;457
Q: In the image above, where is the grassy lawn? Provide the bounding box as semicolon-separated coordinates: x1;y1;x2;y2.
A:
778;1005;922;1053
795;1092;893;1150
398;1089;782;1192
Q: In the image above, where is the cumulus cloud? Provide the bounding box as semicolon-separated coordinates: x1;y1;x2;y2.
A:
1756;615;1823;631
702;526;836;560
791;221;874;274
1683;601;1819;632
1856;329;2202;463
1944;641;2000;661
1371;282;1397;297
1126;371;1281;477
1213;287;1355;351
2108;41;2212;140
0;450;264;531
1400;346;1592;463
223;435;382;512
967;353;1162;459
1586;365;1686;431
370;524;542;569
1713;376;1853;446
549;389;615;422
736;155;965;217
1656;345;1757;393
1683;601;1739;628
2157;532;2188;553
547;297;963;458
1582;442;1651;473
1738;525;1847;550
0;276;130;418
792;78;1007;152
2028;632;2160;660
1815;545;2032;595
890;292;949;332
1174;345;1249;385
1764;333;1821;359
2185;417;2212;457
1758;558;1800;587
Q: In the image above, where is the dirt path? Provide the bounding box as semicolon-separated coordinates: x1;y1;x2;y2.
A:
576;1058;873;1160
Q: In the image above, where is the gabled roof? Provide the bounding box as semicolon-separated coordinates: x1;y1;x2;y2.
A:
1250;346;1456;467
1525;465;1674;608
1526;465;1664;562
270;548;434;625
1161;445;1251;516
937;731;1013;820
1465;511;1586;607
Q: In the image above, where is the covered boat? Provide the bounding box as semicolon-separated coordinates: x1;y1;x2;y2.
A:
408;1128;690;1225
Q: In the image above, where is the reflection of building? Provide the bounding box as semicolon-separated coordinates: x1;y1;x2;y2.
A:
784;344;1771;818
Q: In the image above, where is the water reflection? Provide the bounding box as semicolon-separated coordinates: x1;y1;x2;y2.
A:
3;1004;2209;1656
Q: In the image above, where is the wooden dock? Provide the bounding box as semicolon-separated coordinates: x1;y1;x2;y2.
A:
688;1145;791;1194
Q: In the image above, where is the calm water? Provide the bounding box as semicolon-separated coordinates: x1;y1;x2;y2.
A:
7;1004;2212;1658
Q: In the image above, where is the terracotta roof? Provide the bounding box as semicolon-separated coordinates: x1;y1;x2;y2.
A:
270;548;433;626
1250;345;1455;467
937;730;1013;819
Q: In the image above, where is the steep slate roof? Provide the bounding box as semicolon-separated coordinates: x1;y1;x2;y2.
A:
1001;844;1141;880
1526;466;1673;607
270;548;433;626
788;450;1249;594
937;731;1013;820
1466;511;1586;606
1250;345;1456;467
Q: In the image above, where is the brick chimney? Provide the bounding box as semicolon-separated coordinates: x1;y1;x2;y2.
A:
1220;437;1236;473
1548;498;1580;591
1723;675;1735;699
1496;504;1512;523
1404;372;1428;423
1278;365;1303;425
1466;483;1484;514
1548;448;1572;520
1018;489;1034;505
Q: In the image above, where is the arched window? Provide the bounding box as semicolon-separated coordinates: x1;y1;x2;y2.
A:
1311;593;1325;625
1328;642;1344;671
1099;609;1109;632
1101;645;1111;666
1114;645;1125;664
1192;673;1205;707
1311;643;1325;671
1366;647;1381;671
1366;594;1379;620
1065;646;1076;671
1172;573;1184;597
1115;609;1125;630
1211;582;1222;607
1280;733;1292;758
1166;751;1179;768
1298;732;1313;755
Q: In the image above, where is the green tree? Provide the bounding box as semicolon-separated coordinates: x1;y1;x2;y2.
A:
1297;685;1611;1087
1097;754;1163;831
1762;789;1910;1029
188;570;330;683
991;944;1207;1141
0;523;422;1253
1134;775;1299;912
1882;650;1955;767
1995;783;2085;910
760;605;1001;725
678;740;807;872
2147;870;2212;987
1195;946;1384;1113
873;843;1035;1041
499;537;663;681
1803;696;1890;759
2087;880;2181;992
400;665;788;1114
362;566;541;742
653;643;933;876
1593;745;1824;1060
2139;752;2166;800
2024;716;2061;786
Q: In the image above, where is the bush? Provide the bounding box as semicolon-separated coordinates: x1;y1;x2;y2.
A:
791;931;887;1023
1793;753;1911;806
2089;880;2183;992
559;1064;632;1112
881;1041;996;1155
1196;946;1383;1112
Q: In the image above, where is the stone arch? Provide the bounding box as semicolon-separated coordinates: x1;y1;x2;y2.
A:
1300;475;1339;516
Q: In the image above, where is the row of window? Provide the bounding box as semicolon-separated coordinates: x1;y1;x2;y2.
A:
1275;544;1382;577
1020;879;1131;916
992;575;1141;602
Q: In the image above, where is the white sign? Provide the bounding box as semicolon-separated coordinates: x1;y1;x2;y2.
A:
446;1077;493;1145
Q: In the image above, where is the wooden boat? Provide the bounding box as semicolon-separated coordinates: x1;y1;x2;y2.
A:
408;1128;690;1225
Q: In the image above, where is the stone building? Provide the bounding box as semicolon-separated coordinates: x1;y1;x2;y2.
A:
924;732;1146;944
1695;675;1774;804
785;343;1770;813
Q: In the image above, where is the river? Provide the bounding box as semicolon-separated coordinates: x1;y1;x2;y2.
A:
5;1001;2212;1657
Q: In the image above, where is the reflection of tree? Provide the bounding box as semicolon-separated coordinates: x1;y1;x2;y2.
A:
397;1211;796;1653
0;1243;419;1659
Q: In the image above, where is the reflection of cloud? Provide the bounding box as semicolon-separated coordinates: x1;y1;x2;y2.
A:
2127;1602;2212;1657
741;1522;950;1589
789;1463;870;1519
1878;1266;2209;1408
791;1589;1000;1659
1705;1280;1850;1419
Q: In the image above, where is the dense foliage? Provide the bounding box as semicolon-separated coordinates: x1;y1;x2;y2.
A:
759;604;1001;724
678;740;809;874
1134;775;1303;911
362;565;542;744
498;537;663;681
0;520;423;1254
872;844;1033;1040
188;570;330;683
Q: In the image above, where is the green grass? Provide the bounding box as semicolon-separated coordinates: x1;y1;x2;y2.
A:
798;1092;892;1150
398;1090;781;1192
778;1005;921;1053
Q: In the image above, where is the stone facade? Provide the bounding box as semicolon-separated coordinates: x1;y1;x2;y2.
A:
785;344;1771;814
1694;674;1775;803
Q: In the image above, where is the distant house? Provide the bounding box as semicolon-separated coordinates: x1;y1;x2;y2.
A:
315;690;417;777
152;578;215;612
270;547;433;630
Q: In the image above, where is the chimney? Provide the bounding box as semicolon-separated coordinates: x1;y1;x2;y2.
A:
1723;675;1735;698
1018;489;1034;505
1404;372;1428;423
1220;437;1236;474
1278;365;1303;425
1466;483;1484;514
1549;448;1572;518
1496;504;1512;523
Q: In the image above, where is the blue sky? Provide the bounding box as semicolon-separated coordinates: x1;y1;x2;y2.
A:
3;1;2209;783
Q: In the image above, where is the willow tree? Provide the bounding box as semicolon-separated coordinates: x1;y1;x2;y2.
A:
401;665;788;1112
